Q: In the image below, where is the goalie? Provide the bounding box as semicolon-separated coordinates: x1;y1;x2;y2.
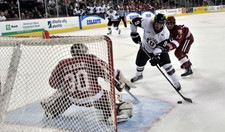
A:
40;43;135;122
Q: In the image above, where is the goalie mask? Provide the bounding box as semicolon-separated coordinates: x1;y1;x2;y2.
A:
70;44;88;56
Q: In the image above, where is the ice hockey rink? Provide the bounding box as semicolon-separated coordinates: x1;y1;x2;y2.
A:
51;12;225;132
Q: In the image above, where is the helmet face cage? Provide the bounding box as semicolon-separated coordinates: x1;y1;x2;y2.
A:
71;44;88;56
166;16;176;24
154;13;166;24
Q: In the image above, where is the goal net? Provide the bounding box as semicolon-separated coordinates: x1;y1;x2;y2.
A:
0;35;117;132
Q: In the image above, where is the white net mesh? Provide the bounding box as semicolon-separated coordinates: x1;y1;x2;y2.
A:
0;36;117;132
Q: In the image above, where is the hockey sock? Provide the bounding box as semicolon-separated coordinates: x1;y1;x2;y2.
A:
162;64;179;85
136;66;144;76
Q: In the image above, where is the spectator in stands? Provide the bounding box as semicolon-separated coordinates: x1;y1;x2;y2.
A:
37;11;43;18
4;10;10;19
144;1;154;12
68;4;74;16
9;0;17;10
60;1;67;17
13;13;19;20
128;1;136;12
21;12;26;19
48;0;56;16
93;0;97;6
0;11;6;21
32;6;39;18
137;1;144;13
153;0;162;10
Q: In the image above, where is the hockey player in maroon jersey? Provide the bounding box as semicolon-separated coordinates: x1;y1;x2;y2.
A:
130;13;181;91
166;16;194;76
40;43;134;122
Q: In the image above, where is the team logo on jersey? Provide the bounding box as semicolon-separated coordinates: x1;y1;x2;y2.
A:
178;29;183;35
146;37;158;48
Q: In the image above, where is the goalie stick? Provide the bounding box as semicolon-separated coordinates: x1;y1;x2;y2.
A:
95;57;140;102
114;78;140;103
124;84;140;103
139;43;193;103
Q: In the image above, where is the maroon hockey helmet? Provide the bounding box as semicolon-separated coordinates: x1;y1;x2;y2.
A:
166;16;176;24
71;44;88;56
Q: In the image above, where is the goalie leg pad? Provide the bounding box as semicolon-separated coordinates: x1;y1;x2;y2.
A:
116;102;133;122
40;90;72;118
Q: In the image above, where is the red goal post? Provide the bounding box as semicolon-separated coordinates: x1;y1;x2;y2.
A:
0;35;117;132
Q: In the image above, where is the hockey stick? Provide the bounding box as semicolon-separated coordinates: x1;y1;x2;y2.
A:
139;44;193;103
124;85;140;103
155;65;192;103
114;78;140;102
95;60;140;102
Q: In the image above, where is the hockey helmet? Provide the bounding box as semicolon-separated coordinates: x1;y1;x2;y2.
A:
154;13;166;24
166;16;176;24
70;43;88;56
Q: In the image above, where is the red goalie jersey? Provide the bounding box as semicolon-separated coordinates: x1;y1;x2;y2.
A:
49;54;111;107
167;25;194;52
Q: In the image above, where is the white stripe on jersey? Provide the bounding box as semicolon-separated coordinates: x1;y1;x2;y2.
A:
182;39;190;52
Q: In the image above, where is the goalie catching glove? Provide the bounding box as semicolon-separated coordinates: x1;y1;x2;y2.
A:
130;32;141;44
114;69;136;92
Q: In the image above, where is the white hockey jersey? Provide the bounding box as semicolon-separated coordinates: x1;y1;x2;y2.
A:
130;17;170;53
87;6;95;14
106;10;119;21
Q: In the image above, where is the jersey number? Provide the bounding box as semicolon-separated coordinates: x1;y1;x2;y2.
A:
64;70;90;93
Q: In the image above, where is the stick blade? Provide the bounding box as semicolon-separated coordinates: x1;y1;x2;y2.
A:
184;97;193;103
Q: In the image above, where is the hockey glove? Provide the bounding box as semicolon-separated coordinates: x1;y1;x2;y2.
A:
150;55;160;66
153;48;162;56
130;32;141;44
156;39;170;51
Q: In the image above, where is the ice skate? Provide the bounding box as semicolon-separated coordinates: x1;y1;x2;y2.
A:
180;61;192;69
181;67;193;77
107;30;112;35
130;75;143;83
118;29;121;34
174;82;181;91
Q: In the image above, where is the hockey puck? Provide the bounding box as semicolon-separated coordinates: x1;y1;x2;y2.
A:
177;101;182;104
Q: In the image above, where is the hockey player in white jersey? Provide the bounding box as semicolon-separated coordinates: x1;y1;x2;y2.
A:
106;7;121;35
130;13;181;91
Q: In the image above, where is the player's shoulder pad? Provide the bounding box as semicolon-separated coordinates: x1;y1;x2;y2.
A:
130;17;142;27
57;58;71;67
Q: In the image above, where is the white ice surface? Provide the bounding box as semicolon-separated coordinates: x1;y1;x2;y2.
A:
55;12;225;132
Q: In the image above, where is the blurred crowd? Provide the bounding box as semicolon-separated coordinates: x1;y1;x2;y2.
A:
0;0;224;21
